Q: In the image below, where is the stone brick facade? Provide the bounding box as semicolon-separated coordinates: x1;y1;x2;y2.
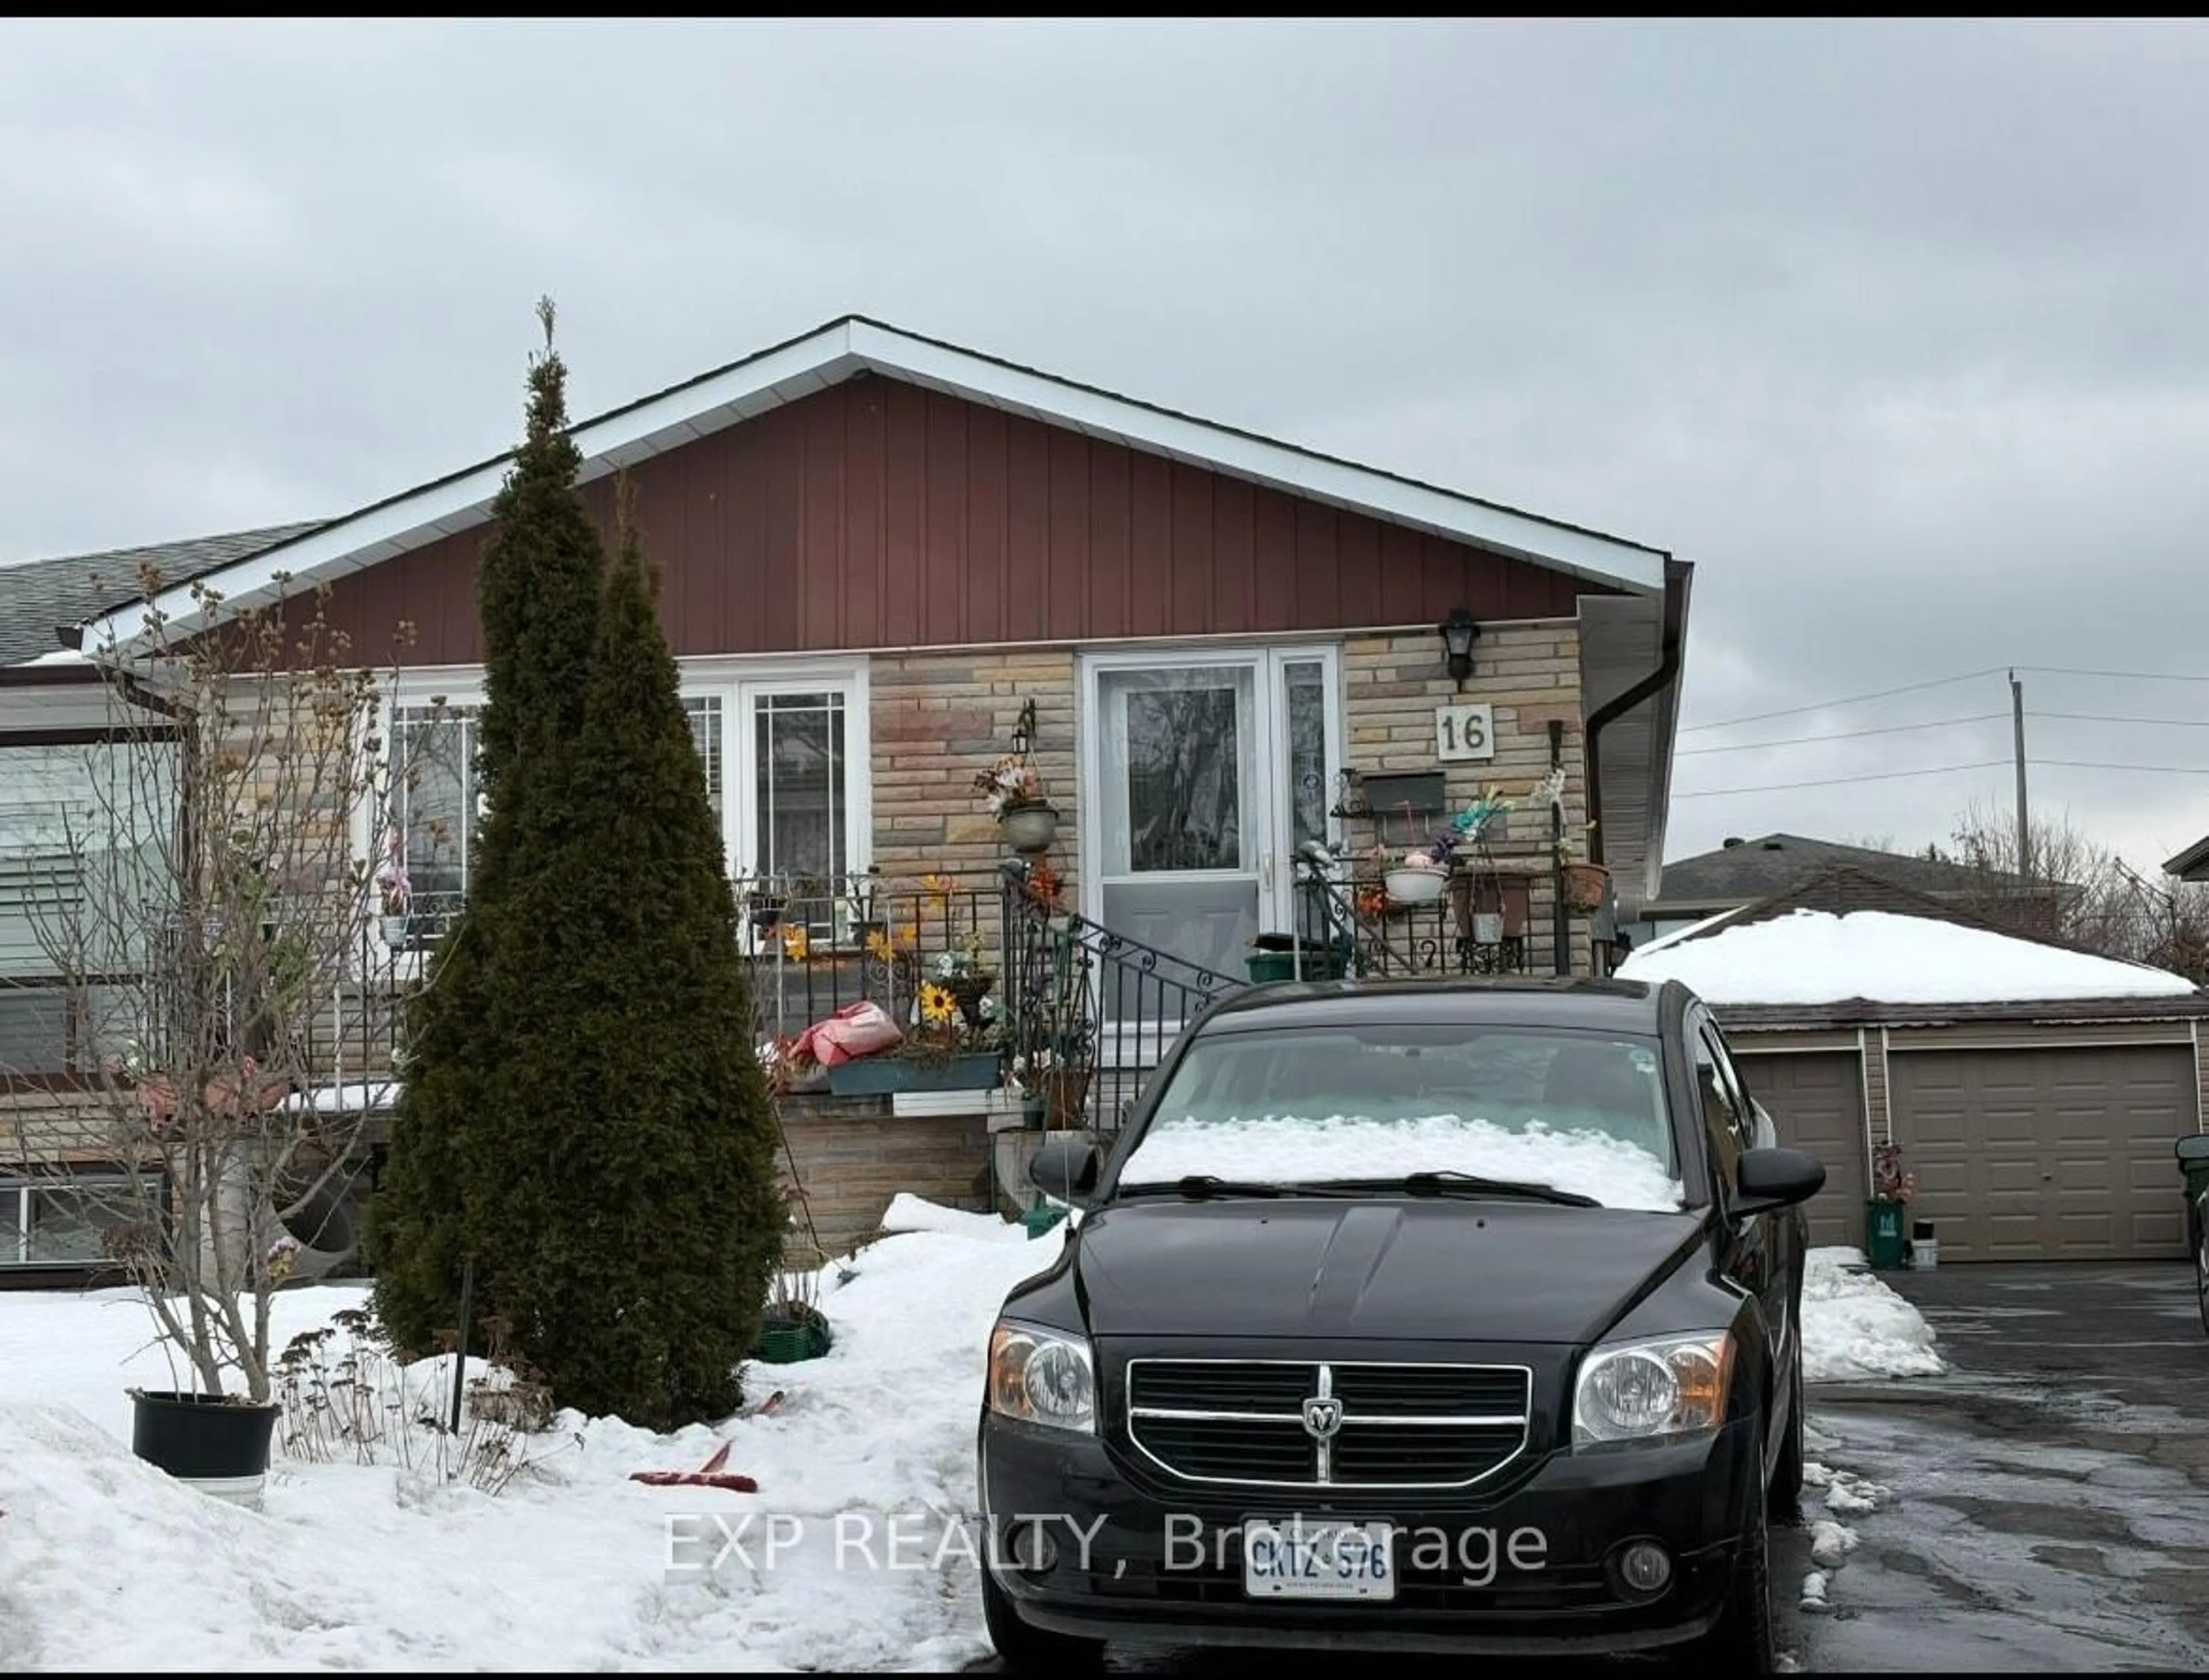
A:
1338;619;1594;978
867;648;1080;896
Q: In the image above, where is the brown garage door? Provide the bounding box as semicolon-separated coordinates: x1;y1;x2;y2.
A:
1890;1044;2198;1261
1735;1051;1868;1250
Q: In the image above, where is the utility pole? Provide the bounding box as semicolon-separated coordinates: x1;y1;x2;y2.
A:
2010;669;2031;879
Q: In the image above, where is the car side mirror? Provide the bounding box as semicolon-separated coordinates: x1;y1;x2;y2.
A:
2176;1134;2209;1167
1029;1132;1101;1207
1732;1146;1826;1217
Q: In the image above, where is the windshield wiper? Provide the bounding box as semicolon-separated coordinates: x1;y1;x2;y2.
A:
1388;1170;1602;1208
1118;1175;1358;1201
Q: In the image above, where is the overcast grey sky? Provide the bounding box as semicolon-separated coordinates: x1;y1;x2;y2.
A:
5;18;2206;874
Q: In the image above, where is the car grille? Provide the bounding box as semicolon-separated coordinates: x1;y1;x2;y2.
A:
1124;1358;1531;1490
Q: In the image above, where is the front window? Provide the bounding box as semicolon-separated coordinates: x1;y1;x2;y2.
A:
1115;1023;1684;1211
378;671;866;948
387;703;480;939
753;689;846;888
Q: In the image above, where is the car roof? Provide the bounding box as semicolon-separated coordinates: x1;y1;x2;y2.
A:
1190;975;1688;1038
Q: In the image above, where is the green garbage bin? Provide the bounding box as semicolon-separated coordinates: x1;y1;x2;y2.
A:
1865;1198;1908;1270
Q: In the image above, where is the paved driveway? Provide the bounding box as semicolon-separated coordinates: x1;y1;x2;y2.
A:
1797;1261;2209;1673
965;1261;2209;1673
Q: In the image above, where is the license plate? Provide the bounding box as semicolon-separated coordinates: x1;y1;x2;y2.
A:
1241;1518;1396;1601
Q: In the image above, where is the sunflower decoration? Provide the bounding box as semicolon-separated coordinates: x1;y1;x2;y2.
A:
920;872;957;909
919;982;960;1028
864;925;901;962
780;923;811;960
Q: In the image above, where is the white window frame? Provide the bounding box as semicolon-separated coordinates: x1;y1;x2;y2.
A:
355;656;872;971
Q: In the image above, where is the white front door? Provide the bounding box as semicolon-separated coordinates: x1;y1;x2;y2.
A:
1083;646;1341;998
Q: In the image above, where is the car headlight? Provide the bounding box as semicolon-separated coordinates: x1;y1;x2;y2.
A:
1571;1330;1735;1449
987;1319;1096;1433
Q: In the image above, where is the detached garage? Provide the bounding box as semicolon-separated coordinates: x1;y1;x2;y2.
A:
1617;868;2209;1262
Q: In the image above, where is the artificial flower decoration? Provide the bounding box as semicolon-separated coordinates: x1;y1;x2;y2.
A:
919;982;960;1027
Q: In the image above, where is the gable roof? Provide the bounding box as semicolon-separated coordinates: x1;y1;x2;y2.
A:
0;522;323;668
1649;831;2056;908
67;313;1670;659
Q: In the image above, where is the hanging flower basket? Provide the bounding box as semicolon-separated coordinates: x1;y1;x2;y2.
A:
1560;862;1610;916
998;801;1059;855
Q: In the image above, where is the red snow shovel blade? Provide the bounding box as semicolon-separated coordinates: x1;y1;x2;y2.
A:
630;1440;755;1492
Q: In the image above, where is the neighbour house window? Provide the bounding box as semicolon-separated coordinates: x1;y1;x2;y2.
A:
0;740;177;1071
1;1174;162;1267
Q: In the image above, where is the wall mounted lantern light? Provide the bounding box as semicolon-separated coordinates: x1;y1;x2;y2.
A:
1011;696;1037;759
1439;607;1481;690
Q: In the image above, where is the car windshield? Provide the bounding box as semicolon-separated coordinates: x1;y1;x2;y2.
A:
1114;1022;1685;1211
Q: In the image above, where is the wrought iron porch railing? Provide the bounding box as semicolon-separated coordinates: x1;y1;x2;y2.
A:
1290;850;1534;979
1002;878;1247;1136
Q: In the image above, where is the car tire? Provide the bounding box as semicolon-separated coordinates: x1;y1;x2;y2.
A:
1768;1350;1806;1522
1688;1428;1778;1674
981;1564;1106;1674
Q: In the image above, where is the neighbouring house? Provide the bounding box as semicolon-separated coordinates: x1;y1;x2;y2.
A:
1631;831;2075;949
2;313;1694;1273
2168;833;2209;884
1618;865;2209;1262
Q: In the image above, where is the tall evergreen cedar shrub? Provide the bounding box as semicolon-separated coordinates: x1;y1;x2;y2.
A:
371;304;785;1430
503;479;787;1426
369;300;612;1358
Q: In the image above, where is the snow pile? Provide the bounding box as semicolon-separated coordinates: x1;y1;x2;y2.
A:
1794;1457;1894;1617
1115;1112;1687;1212
0;1203;1067;1671
877;1192;1033;1243
1801;1246;1945;1381
1616;907;2200;1004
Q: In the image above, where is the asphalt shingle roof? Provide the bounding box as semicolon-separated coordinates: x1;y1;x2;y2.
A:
0;522;324;666
1653;831;2042;904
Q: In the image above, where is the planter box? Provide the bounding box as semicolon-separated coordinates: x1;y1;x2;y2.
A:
827;1053;1002;1095
129;1388;280;1506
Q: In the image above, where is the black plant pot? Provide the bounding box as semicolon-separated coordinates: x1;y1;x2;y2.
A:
129;1388;280;1495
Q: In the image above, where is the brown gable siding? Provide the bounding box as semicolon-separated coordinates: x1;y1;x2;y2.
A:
300;374;1609;665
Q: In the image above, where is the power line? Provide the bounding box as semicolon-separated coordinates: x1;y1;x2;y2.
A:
1677;668;2008;734
1672;760;2011;799
1677;713;2007;756
1672;755;2209;801
2031;710;2209;729
2017;664;2209;684
2029;757;2209;776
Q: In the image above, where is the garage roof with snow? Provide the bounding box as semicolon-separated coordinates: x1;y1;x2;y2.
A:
1617;906;2200;1007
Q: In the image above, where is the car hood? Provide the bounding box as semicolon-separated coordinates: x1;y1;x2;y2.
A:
1069;1196;1706;1345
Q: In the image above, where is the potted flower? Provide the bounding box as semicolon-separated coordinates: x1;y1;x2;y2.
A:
1379;831;1454;906
1556;825;1608;916
975;754;1057;855
929;929;999;1027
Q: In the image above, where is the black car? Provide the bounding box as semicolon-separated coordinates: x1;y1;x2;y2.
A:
974;975;1823;1673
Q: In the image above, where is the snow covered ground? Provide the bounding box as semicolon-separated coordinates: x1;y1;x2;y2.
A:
0;1206;1939;1671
